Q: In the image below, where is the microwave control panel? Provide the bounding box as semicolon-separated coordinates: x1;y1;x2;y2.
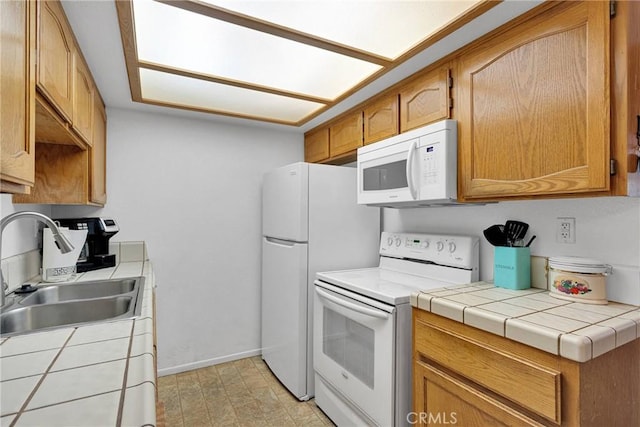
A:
420;143;440;186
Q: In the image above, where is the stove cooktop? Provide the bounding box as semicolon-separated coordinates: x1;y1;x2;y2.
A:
316;266;457;305
316;232;480;305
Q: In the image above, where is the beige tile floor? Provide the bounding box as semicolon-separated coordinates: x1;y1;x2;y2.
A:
157;356;335;426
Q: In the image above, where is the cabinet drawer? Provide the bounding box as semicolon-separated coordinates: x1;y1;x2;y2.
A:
414;317;561;423
415;360;543;426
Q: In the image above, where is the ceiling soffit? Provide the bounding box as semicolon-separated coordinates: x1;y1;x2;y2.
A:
116;0;495;126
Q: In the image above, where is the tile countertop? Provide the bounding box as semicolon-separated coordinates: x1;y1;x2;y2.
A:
0;255;156;426
410;282;640;363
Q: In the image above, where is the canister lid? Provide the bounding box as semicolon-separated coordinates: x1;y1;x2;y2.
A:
548;256;612;274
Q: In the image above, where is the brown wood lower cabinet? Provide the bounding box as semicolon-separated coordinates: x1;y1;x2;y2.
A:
414;361;542;426
413;308;640;426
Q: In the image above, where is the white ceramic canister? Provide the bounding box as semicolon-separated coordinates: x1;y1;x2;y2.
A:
548;256;612;305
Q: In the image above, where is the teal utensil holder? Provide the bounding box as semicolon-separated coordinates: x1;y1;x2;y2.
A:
494;246;531;290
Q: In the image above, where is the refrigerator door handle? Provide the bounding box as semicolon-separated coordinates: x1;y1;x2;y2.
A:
265;237;297;247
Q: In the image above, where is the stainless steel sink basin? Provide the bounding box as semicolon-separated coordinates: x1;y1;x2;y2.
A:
1;297;134;335
0;277;144;337
19;278;137;306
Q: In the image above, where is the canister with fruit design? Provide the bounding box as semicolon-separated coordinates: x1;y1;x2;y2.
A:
548;257;612;304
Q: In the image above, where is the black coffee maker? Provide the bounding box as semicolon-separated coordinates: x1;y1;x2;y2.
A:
55;217;119;272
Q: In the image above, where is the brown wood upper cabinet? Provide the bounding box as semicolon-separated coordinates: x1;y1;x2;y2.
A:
329;112;363;158
72;52;94;146
364;93;399;145
304;128;329;163
1;0;36;194
399;66;451;132
90;96;107;205
457;1;610;200
9;0;107;204
37;0;74;124
13;97;106;206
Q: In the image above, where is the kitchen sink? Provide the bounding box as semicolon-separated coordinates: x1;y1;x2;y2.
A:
0;277;144;337
1;297;134;335
19;278;137;306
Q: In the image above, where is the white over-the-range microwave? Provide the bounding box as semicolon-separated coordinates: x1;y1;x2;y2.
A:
357;119;458;208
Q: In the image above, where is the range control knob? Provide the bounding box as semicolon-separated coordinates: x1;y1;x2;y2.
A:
421;240;429;249
387;236;394;246
395;237;402;247
448;242;456;253
436;241;445;252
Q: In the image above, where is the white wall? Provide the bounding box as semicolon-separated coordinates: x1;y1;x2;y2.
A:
0;194;51;258
383;196;640;304
53;108;302;373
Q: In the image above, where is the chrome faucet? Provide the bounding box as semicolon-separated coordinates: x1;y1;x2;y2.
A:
1;211;74;307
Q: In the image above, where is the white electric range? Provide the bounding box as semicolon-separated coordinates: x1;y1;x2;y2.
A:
313;231;479;427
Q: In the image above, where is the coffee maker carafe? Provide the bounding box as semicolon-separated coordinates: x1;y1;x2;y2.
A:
55;217;119;272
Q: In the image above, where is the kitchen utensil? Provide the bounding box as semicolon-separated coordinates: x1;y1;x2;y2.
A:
525;235;537;247
483;224;508;247
504;220;529;247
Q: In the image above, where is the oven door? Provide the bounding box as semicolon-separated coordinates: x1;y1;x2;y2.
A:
313;281;396;427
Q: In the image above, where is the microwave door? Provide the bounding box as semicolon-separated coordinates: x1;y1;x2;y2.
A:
357;139;418;205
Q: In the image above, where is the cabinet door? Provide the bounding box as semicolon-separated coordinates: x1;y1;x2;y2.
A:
72;53;94;146
90;97;107;205
37;0;74;122
458;1;610;199
329;112;363;157
364;93;399;145
414;361;542;427
399;66;451;132
1;0;36;193
304;127;329;163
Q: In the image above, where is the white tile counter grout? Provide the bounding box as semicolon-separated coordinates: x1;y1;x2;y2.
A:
0;243;156;427
411;282;640;362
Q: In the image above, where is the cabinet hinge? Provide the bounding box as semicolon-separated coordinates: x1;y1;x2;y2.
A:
448;97;453;109
610;1;616;17
610;159;617;176
448;76;453;88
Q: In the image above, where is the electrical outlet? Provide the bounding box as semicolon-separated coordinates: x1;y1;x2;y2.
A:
556;217;576;243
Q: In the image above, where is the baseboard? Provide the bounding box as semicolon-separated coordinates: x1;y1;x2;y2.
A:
157;348;262;376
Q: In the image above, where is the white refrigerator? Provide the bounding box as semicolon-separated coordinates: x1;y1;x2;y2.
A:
261;162;380;401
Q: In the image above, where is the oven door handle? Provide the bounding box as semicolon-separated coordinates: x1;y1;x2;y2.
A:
315;287;389;319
